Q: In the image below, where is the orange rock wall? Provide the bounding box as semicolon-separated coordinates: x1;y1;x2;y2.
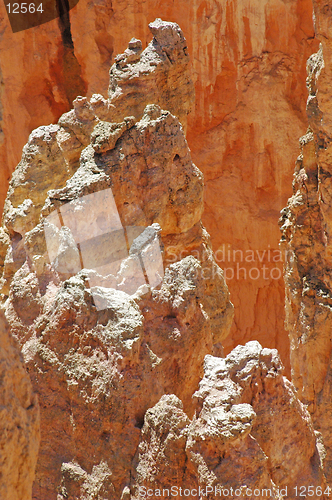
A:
0;0;318;371
280;0;332;482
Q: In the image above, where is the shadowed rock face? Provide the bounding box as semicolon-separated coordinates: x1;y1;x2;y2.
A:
0;310;40;500
0;21;233;499
280;0;332;485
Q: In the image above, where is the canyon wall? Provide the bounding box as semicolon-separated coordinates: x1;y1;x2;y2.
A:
0;22;233;497
280;0;332;486
0;0;319;370
1;17;332;498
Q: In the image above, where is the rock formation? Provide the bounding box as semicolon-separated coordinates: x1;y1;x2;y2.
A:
0;0;320;370
130;342;326;499
1;15;331;500
280;0;332;485
0;309;40;500
0;21;233;498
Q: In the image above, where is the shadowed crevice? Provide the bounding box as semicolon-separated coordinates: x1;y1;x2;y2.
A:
57;0;74;49
56;0;87;104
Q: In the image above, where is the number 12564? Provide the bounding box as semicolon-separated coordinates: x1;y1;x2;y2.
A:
6;3;44;13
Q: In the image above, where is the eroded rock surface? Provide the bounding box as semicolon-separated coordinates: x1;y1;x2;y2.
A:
130;342;326;499
1;16;327;500
0;21;233;499
280;0;332;484
0;309;40;500
0;0;319;370
108;18;194;130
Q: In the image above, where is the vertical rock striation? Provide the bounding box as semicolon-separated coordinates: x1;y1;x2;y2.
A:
280;0;332;483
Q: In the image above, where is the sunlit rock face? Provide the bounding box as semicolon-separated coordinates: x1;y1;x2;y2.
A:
280;0;332;484
129;342;327;500
0;0;319;371
0;21;233;499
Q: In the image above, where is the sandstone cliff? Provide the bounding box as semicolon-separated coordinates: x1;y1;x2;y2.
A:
0;0;320;370
280;0;332;486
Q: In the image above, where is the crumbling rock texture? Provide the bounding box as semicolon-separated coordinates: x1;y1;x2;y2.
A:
279;0;332;484
130;342;327;499
108;18;194;130
0;309;40;500
0;0;319;369
0;21;233;499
